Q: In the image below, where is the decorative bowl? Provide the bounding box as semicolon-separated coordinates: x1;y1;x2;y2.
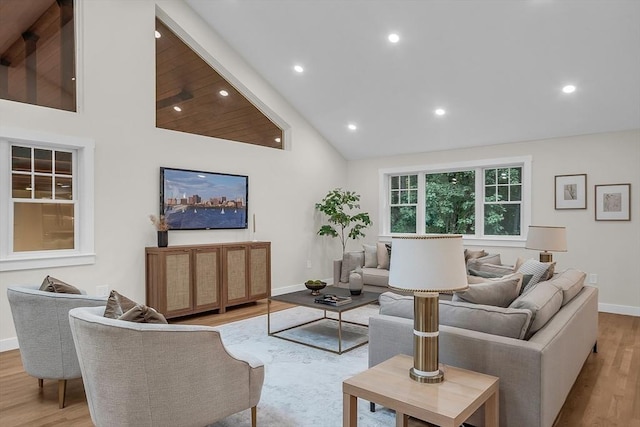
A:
305;281;327;296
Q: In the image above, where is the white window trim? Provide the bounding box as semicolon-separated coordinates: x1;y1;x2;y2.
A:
378;156;532;247
0;127;95;271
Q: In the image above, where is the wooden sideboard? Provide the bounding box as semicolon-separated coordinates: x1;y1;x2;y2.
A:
145;241;271;319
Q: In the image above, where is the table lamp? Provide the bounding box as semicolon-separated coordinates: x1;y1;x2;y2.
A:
388;235;468;383
525;226;567;262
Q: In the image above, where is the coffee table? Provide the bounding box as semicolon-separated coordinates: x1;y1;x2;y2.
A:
268;287;380;354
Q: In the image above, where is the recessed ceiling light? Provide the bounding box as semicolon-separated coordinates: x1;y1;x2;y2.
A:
293;65;304;73
348;123;358;131
388;33;400;43
562;84;576;94
173;106;182;112
219;90;229;97
155;30;161;39
275;137;281;143
435;108;446;116
197;174;206;178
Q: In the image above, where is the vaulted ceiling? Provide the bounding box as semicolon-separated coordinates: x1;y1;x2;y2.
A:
186;0;640;160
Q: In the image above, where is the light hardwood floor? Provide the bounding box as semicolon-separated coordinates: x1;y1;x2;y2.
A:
0;303;637;427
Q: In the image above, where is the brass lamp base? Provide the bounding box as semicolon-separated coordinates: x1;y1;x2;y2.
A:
411;291;444;383
539;251;553;263
410;367;444;383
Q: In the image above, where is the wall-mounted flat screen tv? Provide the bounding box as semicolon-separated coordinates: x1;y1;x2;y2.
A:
160;167;248;230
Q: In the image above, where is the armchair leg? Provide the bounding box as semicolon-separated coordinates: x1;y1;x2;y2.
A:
58;379;67;409
38;378;43;388
251;406;257;427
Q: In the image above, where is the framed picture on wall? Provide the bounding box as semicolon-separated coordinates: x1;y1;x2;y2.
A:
595;183;631;221
555;174;587;209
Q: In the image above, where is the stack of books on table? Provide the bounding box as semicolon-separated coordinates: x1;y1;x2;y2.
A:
314;294;352;306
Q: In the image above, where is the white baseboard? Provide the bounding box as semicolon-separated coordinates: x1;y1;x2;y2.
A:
0;337;18;352
599;303;640;317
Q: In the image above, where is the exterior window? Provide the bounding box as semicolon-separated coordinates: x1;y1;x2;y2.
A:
389;175;418;233
380;157;531;243
11;146;75;251
484;167;522;236
425;171;475;234
0;129;95;271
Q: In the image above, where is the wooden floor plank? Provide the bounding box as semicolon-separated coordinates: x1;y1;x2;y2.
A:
0;305;637;427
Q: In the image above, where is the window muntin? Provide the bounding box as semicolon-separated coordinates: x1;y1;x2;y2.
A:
381;157;530;242
11;145;75;252
389;175;418;233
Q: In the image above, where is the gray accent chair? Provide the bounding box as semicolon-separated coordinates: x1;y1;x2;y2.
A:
69;306;265;427
6;286;108;408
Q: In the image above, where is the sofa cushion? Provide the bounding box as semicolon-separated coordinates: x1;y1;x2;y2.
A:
440;300;533;340
39;275;82;294
379;292;414;319
378;292;533;339
546;269;586;305
362;267;389;287
340;251;365;282
452;273;523;307
363;244;377;268
509;281;563;338
376;242;389;269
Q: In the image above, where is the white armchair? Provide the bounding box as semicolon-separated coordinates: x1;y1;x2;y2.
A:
6;286;108;408
69;306;264;427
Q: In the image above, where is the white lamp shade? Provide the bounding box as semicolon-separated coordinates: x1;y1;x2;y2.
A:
388;235;468;292
525;226;567;252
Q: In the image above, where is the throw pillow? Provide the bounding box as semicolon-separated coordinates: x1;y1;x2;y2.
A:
362;244;377;268
468;268;504;279
103;290;138;319
452;273;523;307
340;251;365;282
118;304;168;324
515;257;555;282
464;249;487;262
376;242;389;269
39;275;82;294
517;258;551;294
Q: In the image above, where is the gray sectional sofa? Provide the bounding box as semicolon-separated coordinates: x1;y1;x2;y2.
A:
368;269;598;427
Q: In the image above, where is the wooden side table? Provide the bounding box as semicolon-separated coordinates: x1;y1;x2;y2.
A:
343;354;499;427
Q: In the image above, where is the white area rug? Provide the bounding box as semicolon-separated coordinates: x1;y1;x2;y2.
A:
209;304;399;427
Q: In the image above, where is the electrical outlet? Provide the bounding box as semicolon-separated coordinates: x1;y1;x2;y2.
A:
306;260;312;269
96;285;109;296
589;274;598;284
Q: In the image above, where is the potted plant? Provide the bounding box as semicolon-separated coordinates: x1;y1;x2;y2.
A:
149;214;169;247
315;188;372;255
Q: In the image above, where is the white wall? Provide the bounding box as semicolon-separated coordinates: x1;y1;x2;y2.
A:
0;0;347;349
348;130;640;315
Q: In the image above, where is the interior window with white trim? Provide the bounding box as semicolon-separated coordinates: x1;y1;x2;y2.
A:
0;129;95;271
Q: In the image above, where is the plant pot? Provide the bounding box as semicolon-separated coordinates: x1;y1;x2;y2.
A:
157;231;168;248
